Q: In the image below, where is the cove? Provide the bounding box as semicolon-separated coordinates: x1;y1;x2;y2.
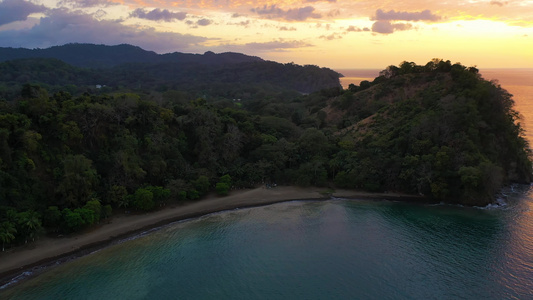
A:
2;192;533;299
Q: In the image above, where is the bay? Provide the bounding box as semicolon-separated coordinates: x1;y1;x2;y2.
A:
3;195;533;299
2;69;533;299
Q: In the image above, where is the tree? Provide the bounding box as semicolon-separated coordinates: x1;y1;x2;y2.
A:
74;208;95;226
193;176;210;196
215;182;230;196
107;185;128;207
56;154;99;207
219;174;232;185
0;221;16;251
62;208;84;232
18;210;42;243
102;205;112;220
84;199;102;222
43;206;62;229
215;174;232;196
145;186;170;207
132;188;154;211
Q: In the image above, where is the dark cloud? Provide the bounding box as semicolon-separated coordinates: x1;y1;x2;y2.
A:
130;8;187;22
0;0;46;26
319;33;342;40
346;26;370;32
371;20;413;34
228;20;251;27
0;9;208;53
490;1;506;6
252;5;321;21
279;26;297;31
327;9;341;18
197;19;212;26
58;0;117;8
372;9;441;22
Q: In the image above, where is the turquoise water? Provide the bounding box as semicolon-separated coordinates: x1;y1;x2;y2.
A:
2;190;533;299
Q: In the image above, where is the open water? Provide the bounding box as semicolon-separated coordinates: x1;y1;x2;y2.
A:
1;69;532;299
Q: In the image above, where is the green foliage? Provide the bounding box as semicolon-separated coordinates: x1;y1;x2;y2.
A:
145;186;170;206
334;171;354;188
62;208;84;233
17;210;42;242
74;208;96;226
215;174;232;197
219;174;232;185
194;176;210;196
215;183;230;196
177;191;187;201
107;185;128;206
329;59;532;204
43;206;62;228
84;199;102;221
102;205;113;219
132;188;155;211
56;154;99;207
0;221;16;251
187;190;200;200
0;55;529;234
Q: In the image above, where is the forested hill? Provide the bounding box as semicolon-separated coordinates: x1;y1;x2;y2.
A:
0;44;341;97
0;43;263;68
323;60;532;205
0;59;530;250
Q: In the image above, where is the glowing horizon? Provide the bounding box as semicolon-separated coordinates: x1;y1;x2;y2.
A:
0;0;531;69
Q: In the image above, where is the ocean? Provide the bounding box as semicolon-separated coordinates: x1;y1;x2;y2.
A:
1;69;532;299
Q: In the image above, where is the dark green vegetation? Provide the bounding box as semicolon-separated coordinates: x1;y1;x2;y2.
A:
0;43;341;98
0;51;531;251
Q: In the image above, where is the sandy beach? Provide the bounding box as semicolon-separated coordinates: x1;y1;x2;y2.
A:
0;186;421;285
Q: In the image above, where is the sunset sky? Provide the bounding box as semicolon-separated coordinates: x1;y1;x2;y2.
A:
0;0;532;69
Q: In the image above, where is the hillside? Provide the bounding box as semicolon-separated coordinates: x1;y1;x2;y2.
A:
0;43;263;68
0;58;530;251
322;60;532;205
0;44;341;97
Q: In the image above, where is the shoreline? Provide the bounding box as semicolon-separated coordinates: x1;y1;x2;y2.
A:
0;186;423;288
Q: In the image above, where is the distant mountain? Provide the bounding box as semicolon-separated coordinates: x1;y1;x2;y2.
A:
0;43;264;68
0;44;342;97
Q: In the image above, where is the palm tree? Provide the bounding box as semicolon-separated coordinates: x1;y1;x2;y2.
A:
19;211;42;243
0;221;17;251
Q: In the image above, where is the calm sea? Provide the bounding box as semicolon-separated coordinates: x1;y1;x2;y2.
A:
1;69;533;299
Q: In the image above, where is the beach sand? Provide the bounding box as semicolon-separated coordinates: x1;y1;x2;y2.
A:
0;186;420;285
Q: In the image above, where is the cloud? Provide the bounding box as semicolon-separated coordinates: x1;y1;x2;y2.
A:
372;9;441;22
305;0;336;2
244;40;312;51
0;9;208;53
279;26;297;31
197;19;212;26
371;21;412;34
252;5;321;21
228;20;250;27
58;0;117;8
490;1;506;7
130;8;187;22
213;39;313;53
346;26;370;32
320;33;342;40
0;0;46;26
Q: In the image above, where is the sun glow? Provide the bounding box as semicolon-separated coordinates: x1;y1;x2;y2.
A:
0;0;531;68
